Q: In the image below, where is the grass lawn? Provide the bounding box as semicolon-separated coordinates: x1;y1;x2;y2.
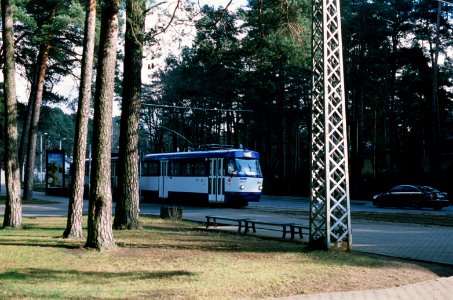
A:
0;216;452;299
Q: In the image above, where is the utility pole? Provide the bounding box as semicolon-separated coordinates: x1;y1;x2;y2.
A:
309;0;352;250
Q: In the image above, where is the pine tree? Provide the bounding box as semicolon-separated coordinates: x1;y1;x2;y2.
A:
64;0;97;239
2;0;23;228
85;0;119;250
113;0;146;230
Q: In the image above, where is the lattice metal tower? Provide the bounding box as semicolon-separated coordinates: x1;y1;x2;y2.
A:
309;0;352;250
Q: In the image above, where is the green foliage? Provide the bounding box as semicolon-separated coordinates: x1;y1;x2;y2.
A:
3;0;452;198
141;0;311;193
38;106;79;153
141;0;453;197
242;0;310;68
8;0;85;105
14;0;37;29
343;0;453;197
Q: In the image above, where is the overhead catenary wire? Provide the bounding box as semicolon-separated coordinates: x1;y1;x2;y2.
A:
143;103;253;112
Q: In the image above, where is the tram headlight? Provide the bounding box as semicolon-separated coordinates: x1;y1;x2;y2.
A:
240;185;245;190
258;185;263;191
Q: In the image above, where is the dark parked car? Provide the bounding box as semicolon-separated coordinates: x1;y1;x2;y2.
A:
372;185;449;210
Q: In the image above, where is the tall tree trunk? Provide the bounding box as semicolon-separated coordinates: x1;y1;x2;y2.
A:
18;98;33;182
23;42;52;201
23;5;57;201
2;0;22;228
85;0;119;250
113;0;145;230
18;67;38;183
64;0;97;239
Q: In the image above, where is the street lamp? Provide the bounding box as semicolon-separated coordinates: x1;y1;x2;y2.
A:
59;138;66;150
40;132;48;183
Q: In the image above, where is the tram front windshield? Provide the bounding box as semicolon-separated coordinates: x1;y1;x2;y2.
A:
227;158;262;177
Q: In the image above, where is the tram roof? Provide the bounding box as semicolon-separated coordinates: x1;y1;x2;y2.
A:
143;149;260;160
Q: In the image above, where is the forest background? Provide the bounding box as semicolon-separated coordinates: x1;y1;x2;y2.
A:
1;0;453;200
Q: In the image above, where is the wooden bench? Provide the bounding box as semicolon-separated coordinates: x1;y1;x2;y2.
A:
244;220;292;239
205;216;249;233
205;215;309;240
245;220;309;240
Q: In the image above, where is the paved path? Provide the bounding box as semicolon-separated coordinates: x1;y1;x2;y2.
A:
274;276;453;300
1;191;453;299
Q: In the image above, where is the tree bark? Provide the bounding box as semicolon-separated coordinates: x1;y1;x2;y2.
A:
85;0;119;250
23;5;57;202
113;0;146;230
64;0;97;239
2;0;23;228
23;44;51;201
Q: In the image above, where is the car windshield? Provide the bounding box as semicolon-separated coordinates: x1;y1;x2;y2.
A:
228;158;262;177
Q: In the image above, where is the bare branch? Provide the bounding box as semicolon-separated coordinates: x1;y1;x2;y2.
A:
213;0;233;26
147;0;181;40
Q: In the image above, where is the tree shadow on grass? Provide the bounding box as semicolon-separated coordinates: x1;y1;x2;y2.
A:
0;239;83;249
0;268;195;283
22;226;67;231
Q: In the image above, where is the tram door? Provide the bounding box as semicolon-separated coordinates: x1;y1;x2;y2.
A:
208;158;225;202
159;160;169;198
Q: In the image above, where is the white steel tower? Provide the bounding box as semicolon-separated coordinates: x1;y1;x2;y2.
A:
309;0;352;250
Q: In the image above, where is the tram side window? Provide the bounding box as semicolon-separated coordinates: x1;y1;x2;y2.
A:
181;160;191;176
170;160;189;176
143;161;159;176
142;162;147;175
169;161;181;176
169;159;207;176
193;159;207;176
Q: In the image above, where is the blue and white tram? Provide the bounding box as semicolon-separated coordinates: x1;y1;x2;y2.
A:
140;149;263;206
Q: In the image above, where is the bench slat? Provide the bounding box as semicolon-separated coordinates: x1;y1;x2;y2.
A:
206;216;248;233
206;215;308;240
245;220;292;238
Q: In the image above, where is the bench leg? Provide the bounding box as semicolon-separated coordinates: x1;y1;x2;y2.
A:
290;225;304;240
290;225;295;240
206;218;218;229
244;221;256;234
282;225;288;239
238;220;243;233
